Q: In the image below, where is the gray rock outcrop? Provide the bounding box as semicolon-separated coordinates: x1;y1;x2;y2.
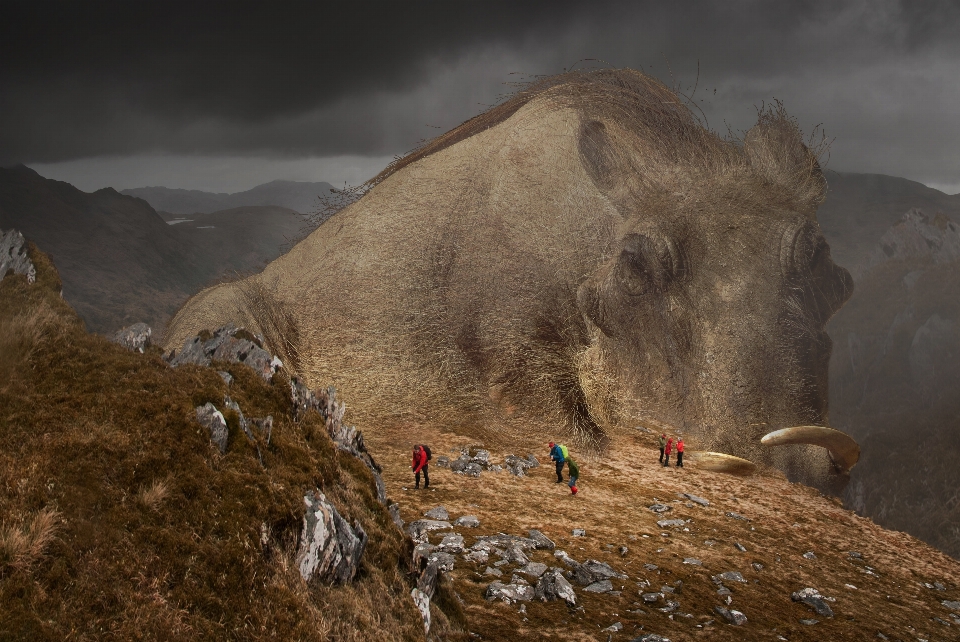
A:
791;587;835;618
534;568;577;605
110;323;152;353
169;324;282;381
296;490;367;584
195;403;229;453
0;228;36;284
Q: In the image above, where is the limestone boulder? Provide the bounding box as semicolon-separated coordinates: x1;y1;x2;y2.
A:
296;490;367;584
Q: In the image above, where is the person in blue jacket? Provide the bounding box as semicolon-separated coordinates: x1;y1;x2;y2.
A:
549;442;567;483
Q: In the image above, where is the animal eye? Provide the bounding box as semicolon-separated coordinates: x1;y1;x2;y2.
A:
615;233;683;296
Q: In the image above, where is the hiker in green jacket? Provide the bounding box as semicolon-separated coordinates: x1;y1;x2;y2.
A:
658;433;666;463
567;457;580;495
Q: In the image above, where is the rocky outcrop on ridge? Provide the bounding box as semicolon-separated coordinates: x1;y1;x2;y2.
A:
0;228;36;284
167;324;283;381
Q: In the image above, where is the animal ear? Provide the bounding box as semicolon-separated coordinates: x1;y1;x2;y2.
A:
614;232;684;296
578;119;618;191
743;109;826;208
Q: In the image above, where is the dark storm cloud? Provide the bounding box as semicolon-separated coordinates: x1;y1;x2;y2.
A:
3;0;960;189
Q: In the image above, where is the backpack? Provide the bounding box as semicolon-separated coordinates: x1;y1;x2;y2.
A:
422;445;432;461
559;444;569;460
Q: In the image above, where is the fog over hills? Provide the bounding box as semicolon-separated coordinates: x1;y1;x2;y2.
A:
122;180;334;215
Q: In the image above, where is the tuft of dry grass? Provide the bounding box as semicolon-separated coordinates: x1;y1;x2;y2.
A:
0;508;59;575
137;478;171;512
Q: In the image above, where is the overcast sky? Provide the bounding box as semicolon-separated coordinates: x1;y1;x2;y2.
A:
3;1;959;193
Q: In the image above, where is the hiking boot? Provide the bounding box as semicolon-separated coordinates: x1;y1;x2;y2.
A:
571;486;578;495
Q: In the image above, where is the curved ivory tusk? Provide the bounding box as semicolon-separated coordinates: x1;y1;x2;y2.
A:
761;425;860;473
693;452;757;476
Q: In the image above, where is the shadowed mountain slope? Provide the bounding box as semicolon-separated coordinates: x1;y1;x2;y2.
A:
123;179;334;215
0;167;317;334
818;172;960;273
0;165;212;334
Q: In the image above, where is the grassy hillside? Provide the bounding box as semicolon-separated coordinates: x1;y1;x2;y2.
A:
0;246;464;641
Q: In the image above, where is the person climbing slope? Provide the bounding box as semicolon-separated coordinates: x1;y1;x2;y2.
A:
567;456;580;495
663;437;673;467
412;444;430;489
549;441;567;483
676;438;684;468
658;433;666;463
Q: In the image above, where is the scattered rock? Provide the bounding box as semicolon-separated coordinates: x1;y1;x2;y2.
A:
725;511;750;521
848;551;863;559
554;550;579;568
413;542;437;568
657;519;687;528
528;529;556;550
217;370;234;385
435;455;450;468
572;528;586;537
407;519;452;543
534;568;577;606
803;551;817;560
648;503;672;513
923;581;946;591
714;606;747;625
602;622;623;632
525;454;540;468
630;635;671;642
734;542;747;552
641;592;662;603
619;546;628;556
486;581;534;603
681;492;710;506
484;567;502;577
714;571;747;584
388;503;404;530
427;551;456;573
110;323;152;353
799;618;818;625
454;515;480;528
683;558;702;566
584;579;614;593
643;563;658;571
752;562;764;572
418;559;442;598
504;454;535;477
195;403;228;453
942;600;960;611
791;588;835;618
519;562;548;578
464;549;489;564
411;588;431;633
296;490;367;584
0;228;36;284
424;506;449;520
582;559;627;580
438;533;465;554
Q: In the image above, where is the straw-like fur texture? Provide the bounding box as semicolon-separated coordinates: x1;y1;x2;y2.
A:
165;68;852;490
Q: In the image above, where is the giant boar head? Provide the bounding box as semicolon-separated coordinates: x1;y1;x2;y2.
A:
574;105;855;491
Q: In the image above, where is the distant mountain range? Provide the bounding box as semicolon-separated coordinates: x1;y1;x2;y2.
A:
818;171;960;273
121;180;334;215
0;166;315;334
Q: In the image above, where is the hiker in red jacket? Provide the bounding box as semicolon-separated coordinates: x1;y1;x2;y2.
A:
412;445;429;489
663;437;673;467
676;438;684;467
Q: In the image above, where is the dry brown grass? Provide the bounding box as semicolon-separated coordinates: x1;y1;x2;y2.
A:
0;247;440;641
0;508;59;576
366;418;960;641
